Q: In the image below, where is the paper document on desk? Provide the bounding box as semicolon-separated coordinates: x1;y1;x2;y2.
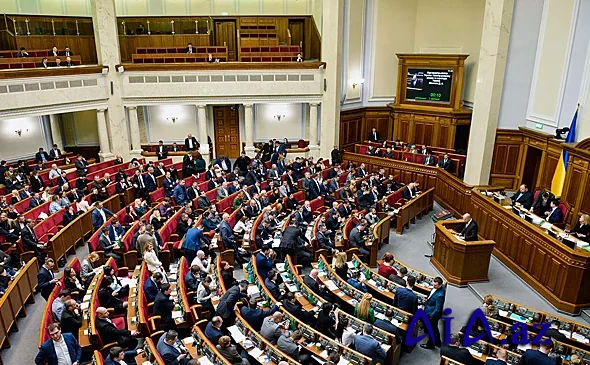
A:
337;292;345;297
540;221;553;230
171;311;183;319
498;310;509;317
275;263;285;272
491;331;501;338
249;347;264;359
573;333;590;343
287;284;298;292
347;261;355;268
517;343;532;351
367;279;377;286
323;280;338;291
183;337;195;345
227;325;247;343
337;358;349;365
198;356;214;365
375;312;386;320
247;285;260;297
80;302;89;310
392;319;402;327
83;294;91;302
121;278;135;288
272;239;281;248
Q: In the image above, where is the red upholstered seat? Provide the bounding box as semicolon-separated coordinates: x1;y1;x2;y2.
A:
113;317;126;329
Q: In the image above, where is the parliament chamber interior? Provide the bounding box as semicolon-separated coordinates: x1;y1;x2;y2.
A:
1;0;590;364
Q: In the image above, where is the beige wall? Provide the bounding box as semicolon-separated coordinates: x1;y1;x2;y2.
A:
371;0;417;100
413;0;485;103
146;105;198;143
0;116;46;160
368;0;484;103
344;0;365;102
61;110;99;146
6;0;90;16
254;103;304;141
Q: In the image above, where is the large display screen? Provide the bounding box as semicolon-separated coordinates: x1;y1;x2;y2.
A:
405;68;453;104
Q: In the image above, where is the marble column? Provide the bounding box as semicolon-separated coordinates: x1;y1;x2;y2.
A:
196;104;210;164
127;106;143;158
244;104;255;154
91;0;130;161
96;109;113;160
49;114;63;149
579;90;590;140
308;103;320;158
463;0;514;186
320;0;344;158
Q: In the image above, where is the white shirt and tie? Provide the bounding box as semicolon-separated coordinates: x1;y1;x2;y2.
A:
373;131;378;140
188;139;194;149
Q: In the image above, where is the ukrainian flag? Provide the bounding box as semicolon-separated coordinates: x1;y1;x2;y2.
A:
551;106;578;196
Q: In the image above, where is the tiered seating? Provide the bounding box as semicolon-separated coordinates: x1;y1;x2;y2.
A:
240;46;301;62
0;56;82;69
132;46;228;64
38;257;81;347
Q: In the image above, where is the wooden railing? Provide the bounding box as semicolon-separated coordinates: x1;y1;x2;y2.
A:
395;187;434;234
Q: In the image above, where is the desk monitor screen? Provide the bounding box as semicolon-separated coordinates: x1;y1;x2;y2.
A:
511;206;521;215
547;230;557;239
494;195;502;204
405;68;453;104
562;237;576;250
524;215;534;224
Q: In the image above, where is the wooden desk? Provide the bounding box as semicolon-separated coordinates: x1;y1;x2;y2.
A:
395;187;434;234
471;188;590;314
431;220;495;286
78;269;102;349
126;265;142;332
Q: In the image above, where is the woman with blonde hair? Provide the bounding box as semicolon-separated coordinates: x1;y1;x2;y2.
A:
566;214;590;242
143;242;167;281
149;209;164;230
354;293;375;323
81;252;100;287
333;252;348;279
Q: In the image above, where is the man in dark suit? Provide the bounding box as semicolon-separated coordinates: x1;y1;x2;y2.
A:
35;323;82;365
263;270;284;302
367;127;380;142
49;144;62;160
357;163;367;177
95;307;139;349
353;324;387;365
23;218;44;260
316;224;336;254
279;223;312;265
392;276;418;314
75;155;88;177
91;201;115;230
105;347;142;365
437;154;452;171
512;184;534;210
373;309;402;344
532;191;553;216
424;152;436;166
184;133;199;151
186;43;194;53
213;155;232;173
156;330;189;365
349;221;370;259
519;340;555;365
338;201;352;219
215;280;249;326
35;147;51;164
162;172;175;197
440;333;476;365
544;320;567;342
241;296;281;331
144;167;158;193
484;348;508;364
48;46;59;57
459;213;478;241
62;46;74;57
154;284;176;331
156;140;168;160
420;276;445;349
403;182;418;200
304;269;336;302
37;258;60;300
545;200;563;224
144;272;163;303
60;299;83;339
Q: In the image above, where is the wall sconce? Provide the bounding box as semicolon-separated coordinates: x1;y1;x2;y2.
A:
167;117;179;123
273;114;286;121
352;79;365;89
15;128;29;137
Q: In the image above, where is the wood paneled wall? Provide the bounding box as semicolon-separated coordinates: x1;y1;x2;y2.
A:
15;35;97;64
562;139;590;226
490;130;525;190
339;107;392;151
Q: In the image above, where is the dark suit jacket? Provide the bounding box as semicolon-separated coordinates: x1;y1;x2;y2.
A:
37;266;56;300
519;349;555;365
440;345;475;365
49;149;62;159
512;191;534;210
143;277;159;303
393;287;418;314
22;226;40;253
348;227;364;249
144;173;157;192
403;186;415;200
484;360;507;365
216;285;245;319
185;137;199;151
461;220;478;241
368;131;380;142
546;207;563;224
35;333;82;365
95;317;132;345
156;145;168;159
60;309;83;338
545;328;567;342
353;334;387;365
154;291;174;327
303;275;322;296
424;287;445;320
438;159;452;171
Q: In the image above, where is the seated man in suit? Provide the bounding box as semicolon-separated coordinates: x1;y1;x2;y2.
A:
484;348;508;365
544;320;568;342
304;269;336;302
373;309;402;344
156;330;190;365
144;272;163;303
95;307;139;349
353;324;387;365
402;182;418;200
512;184;534;210
545;200;563;224
458;213;478;241
35;323;82;365
186;43;194;53
349;221;370;260
205;316;224;344
437;154;452;171
35;147;51;165
519;338;555;365
440;333;476;365
105;346;142;365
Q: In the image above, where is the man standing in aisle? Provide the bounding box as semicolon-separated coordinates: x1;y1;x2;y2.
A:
420;276;445;349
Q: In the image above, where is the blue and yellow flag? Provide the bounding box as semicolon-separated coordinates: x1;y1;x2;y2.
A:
551;106;578;196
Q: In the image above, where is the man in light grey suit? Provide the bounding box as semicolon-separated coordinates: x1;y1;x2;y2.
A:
217;182;229;200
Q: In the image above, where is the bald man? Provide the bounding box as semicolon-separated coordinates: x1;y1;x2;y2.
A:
95;306;139;349
485;348;507;364
459;213;478;241
260;312;284;344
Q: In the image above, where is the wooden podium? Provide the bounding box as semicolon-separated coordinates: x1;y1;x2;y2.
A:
431;220;495;286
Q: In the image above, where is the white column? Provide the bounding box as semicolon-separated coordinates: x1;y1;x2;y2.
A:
320;0;344;158
49;114;63;148
128;106;143;158
96;109;113;161
308;103;320;158
196;104;210;164
244;104;255;154
464;0;514;185
91;0;131;161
